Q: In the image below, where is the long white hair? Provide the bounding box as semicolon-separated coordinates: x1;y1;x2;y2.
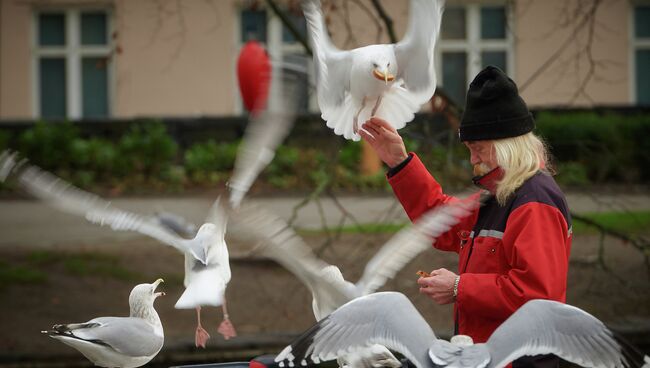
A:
493;132;552;205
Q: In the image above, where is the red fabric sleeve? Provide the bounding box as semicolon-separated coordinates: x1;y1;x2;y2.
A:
388;153;478;253
456;202;571;320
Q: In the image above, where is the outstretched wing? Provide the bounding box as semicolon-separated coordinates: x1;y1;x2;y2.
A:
301;0;352;113
355;192;482;295
486;300;627;368
275;292;436;368
1;153;198;259
229;202;353;318
228;63;304;209
394;0;445;105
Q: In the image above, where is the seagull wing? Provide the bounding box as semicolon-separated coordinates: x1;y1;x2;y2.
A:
485;299;626;368
355;192;482;295
229;66;304;209
204;196;229;242
47;317;163;357
229;203;353;316
14;163;199;259
301;0;352;113
275;292;436;368
394;0;445;105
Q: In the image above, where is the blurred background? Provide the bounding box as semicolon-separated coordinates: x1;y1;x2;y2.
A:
0;0;648;367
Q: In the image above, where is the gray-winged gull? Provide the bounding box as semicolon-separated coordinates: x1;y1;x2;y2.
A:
0;150;210;265
302;0;444;141
229;192;483;368
155;197;235;347
41;278;165;368
275;292;645;368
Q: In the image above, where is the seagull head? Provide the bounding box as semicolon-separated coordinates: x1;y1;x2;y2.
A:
129;278;165;310
365;47;397;85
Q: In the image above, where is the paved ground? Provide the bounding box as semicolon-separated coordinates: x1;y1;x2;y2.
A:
0;191;649;248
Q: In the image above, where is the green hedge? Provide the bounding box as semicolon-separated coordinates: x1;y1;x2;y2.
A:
1;111;648;194
535;112;650;184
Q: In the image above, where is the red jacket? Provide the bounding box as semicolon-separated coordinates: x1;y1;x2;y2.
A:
389;153;572;343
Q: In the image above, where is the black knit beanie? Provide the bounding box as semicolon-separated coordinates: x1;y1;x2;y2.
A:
458;65;535;142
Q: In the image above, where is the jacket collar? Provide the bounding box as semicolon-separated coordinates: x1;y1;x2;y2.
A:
472;166;504;194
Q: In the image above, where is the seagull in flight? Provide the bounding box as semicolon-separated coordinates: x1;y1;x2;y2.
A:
275;292;646;368
155;199;236;348
0;150;210;264
229;192;482;368
302;0;445;141
41;278;165;368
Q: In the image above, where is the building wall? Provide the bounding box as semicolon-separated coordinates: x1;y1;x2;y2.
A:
514;0;630;107
0;0;637;120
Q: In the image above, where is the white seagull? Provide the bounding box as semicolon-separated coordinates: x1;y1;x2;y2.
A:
155;198;236;348
42;278;165;368
275;292;644;368
302;0;445;141
229;192;483;368
0;150;210;265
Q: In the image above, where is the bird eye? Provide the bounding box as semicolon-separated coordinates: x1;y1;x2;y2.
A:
372;63;378;68
387;62;391;67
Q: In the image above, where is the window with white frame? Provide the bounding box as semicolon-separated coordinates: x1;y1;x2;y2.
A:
633;4;650;104
436;3;513;106
240;6;312;113
34;8;112;120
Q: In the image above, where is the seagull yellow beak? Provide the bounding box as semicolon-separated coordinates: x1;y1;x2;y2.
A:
373;68;395;84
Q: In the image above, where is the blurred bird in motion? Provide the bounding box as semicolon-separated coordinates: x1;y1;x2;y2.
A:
229;192;483;368
275;291;648;368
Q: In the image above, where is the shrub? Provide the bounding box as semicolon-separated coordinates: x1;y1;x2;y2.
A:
17;121;79;170
184;140;239;181
115;122;177;178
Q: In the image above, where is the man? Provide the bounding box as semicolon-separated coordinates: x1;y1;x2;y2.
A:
359;66;572;368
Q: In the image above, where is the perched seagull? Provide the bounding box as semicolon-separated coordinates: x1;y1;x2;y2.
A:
0;150;209;265
302;0;445;141
155;199;236;348
276;292;645;368
42;278;165;368
229;193;483;368
0;151;234;347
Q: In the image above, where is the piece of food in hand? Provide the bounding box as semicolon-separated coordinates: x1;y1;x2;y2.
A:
416;270;430;278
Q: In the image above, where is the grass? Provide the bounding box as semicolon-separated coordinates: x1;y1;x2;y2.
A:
299;211;650;237
572;211;650;236
0;260;47;289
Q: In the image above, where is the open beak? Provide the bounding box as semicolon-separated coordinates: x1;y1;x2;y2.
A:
373;68;395;84
153;278;165;297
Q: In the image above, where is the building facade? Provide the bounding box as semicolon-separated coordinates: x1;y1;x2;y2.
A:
0;0;647;122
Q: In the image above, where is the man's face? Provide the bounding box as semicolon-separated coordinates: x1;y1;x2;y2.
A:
464;140;497;176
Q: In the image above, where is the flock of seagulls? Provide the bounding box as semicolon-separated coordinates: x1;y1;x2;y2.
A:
1;0;647;367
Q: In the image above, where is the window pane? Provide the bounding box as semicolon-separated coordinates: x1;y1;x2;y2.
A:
81;11;108;45
441;7;466;40
283;13;307;43
442;52;467;106
635;6;650;38
636;49;650;104
481;6;506;39
38;13;65;46
39;58;66;118
241;9;267;43
82;57;109;118
482;51;507;71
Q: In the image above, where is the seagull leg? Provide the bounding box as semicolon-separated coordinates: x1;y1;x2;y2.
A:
217;298;237;340
370;95;383;117
195;306;211;348
353;97;368;134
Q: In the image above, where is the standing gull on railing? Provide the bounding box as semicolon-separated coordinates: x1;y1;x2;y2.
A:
41;278;165;368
